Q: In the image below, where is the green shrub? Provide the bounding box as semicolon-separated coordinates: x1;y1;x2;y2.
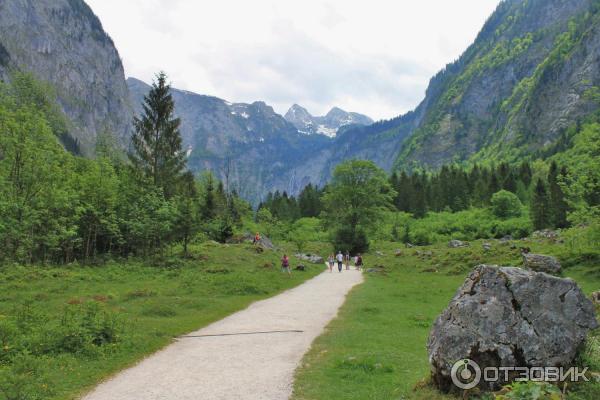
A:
494;381;561;399
491;190;523;219
53;302;121;354
411;229;433;246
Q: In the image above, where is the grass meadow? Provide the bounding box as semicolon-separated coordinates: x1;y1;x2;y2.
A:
0;241;327;400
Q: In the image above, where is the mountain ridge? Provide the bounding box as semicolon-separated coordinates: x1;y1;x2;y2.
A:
284;103;373;137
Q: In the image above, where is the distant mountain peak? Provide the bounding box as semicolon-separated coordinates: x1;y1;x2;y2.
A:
284;104;372;137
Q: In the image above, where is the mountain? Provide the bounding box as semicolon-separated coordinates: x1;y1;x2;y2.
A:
284;104;373;137
0;0;132;154
128;77;407;203
388;0;600;169
4;0;598;202
127;78;332;204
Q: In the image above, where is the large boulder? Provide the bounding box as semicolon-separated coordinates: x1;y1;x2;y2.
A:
428;265;598;392
227;232;275;250
522;253;561;274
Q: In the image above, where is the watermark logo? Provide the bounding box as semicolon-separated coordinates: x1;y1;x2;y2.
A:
451;359;482;389
451;359;590;389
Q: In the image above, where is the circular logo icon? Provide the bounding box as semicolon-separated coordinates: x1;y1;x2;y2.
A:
451;359;481;390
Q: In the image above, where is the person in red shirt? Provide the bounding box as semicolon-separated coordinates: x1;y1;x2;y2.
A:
281;254;291;276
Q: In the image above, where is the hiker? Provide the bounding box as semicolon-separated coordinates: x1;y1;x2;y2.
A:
345;250;351;270
281;254;291;276
327;253;335;273
356;254;363;271
336;251;343;272
253;232;261;244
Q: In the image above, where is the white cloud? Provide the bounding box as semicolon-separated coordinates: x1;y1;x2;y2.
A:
87;0;501;120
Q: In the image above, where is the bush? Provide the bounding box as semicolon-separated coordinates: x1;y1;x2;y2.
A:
332;226;369;254
51;302;121;355
491;190;523;219
494;381;561;399
410;229;433;246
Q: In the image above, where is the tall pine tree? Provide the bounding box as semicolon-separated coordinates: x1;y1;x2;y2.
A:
531;178;551;230
130;72;186;198
548;162;569;228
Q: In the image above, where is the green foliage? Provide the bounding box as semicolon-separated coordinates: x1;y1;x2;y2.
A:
494;381;562;400
491;190;523;219
0;73;248;263
553;122;600;224
322;160;395;252
332;225;369;254
287;218;327;252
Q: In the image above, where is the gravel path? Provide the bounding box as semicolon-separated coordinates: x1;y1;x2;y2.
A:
82;267;363;400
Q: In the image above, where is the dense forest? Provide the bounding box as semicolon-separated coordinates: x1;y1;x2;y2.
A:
0;72;250;265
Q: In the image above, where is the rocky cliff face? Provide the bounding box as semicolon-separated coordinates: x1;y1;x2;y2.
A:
284;104;372;137
0;0;132;154
392;0;600;168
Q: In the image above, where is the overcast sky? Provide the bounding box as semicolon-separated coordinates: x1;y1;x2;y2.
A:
87;0;501;121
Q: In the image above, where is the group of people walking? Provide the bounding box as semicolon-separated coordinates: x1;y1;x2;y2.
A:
279;250;363;276
327;251;362;273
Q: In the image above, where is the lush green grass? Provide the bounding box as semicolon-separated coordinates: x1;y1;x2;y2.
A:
292;234;600;400
0;241;327;400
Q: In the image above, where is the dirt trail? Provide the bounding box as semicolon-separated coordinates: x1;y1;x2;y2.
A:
82;266;363;400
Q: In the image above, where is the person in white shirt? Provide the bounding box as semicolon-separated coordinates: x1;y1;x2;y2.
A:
336;251;343;272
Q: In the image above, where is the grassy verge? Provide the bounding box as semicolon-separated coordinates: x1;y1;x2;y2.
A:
292;235;600;400
0;241;326;400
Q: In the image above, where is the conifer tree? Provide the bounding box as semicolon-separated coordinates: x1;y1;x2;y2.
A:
531;178;551;230
130;72;186;198
519;161;533;187
548;162;569;228
202;173;216;221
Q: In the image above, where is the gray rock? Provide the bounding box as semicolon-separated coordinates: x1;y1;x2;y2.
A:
522;253;561;274
448;240;469;248
591;291;600;305
375;251;384;256
482;242;492;251
500;235;513;243
295;253;324;264
532;229;560;240
428;265;598;392
395;249;403;257
295;264;306;271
